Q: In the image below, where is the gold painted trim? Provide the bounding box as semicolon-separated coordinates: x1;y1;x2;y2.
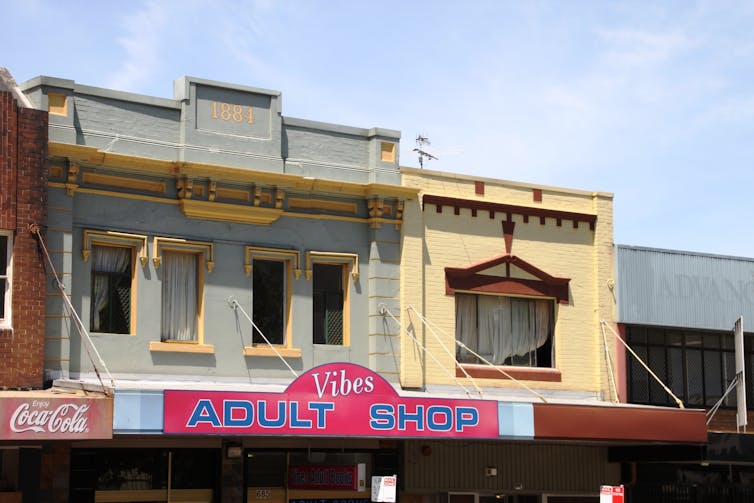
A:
153;236;215;272
244;246;302;279
288;198;358;214
48;142;420;199
179;199;282;225
243;346;302;358
49;183;403;227
305;251;359;280
48;92;68;116
216;187;251;202
83;230;148;266
380;141;396;162
149;341;215;354
82;172;167;194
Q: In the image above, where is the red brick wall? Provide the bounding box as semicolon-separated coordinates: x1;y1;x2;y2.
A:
0;90;48;388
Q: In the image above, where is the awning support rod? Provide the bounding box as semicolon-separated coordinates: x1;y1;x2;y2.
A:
379;304;476;397
227;297;298;378
29;224;115;394
601;320;684;409
404;304;548;403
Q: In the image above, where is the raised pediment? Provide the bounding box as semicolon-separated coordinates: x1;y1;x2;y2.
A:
445;254;570;304
476;262;539;281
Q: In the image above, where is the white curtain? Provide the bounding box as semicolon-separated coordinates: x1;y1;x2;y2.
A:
455;294;478;363
456;293;551;365
161;251;198;341
91;245;130;332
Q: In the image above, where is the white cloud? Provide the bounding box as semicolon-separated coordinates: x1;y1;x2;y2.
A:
105;1;171;93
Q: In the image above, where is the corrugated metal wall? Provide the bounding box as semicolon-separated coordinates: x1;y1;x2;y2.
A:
402;440;619;494
616;245;754;331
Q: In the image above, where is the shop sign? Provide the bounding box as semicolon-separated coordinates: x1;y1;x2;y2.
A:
164;363;498;438
600;485;624;503
371;475;397;502
0;395;113;440
288;464;364;490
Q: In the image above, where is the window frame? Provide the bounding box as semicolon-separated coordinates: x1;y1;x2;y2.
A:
82;230;147;336
306;251;358;347
626;325;752;408
445;253;567;381
149;237;214;354
243;246;300;358
89;244;134;335
0;230;12;329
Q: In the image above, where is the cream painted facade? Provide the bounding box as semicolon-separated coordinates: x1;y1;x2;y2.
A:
400;167;617;398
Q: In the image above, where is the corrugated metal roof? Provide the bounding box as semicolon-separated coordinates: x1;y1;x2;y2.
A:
616;245;754;331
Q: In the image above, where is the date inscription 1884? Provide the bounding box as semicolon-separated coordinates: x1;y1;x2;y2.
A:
210;101;254;124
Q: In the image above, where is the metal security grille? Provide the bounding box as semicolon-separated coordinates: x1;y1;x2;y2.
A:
324;292;343;345
312;263;344;345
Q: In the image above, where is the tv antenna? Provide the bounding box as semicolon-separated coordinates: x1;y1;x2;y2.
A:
413;134;438;169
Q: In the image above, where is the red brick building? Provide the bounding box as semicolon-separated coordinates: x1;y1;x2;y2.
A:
0;67;48;390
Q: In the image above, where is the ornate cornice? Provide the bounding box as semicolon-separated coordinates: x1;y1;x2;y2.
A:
423;194;596;230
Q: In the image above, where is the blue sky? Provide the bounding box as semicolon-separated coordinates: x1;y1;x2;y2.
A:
4;0;754;257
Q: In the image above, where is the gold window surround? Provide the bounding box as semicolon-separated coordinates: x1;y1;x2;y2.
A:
244;246;302;279
152;237;215;272
82;229;148;267
150;240;212;353
307;252;355;347
82;230;146;337
304;251;359;281
243;246;301;358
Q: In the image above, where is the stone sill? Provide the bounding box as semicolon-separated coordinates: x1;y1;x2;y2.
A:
243;346;302;358
149;341;215;354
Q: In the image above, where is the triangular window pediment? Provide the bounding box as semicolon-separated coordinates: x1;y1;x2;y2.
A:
445;254;570;304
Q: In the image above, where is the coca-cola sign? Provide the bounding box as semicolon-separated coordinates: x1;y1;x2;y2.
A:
0;394;113;440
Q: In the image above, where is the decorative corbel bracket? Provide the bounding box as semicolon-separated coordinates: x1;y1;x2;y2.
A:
176;176;193;199
275;189;285;209
65;162;80;196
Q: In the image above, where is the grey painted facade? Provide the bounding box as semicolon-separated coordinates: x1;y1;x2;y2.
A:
21;75;412;386
616;244;754;331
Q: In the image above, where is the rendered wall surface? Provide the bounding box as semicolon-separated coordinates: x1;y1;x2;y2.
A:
21;75;413;385
400;168;616;396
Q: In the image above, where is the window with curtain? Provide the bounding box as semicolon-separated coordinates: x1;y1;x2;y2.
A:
90;245;132;334
161;251;199;342
313;263;344;345
252;259;286;345
0;233;11;327
455;293;553;367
